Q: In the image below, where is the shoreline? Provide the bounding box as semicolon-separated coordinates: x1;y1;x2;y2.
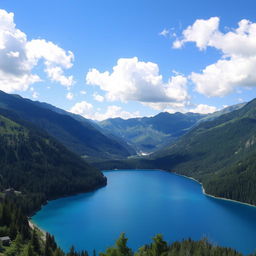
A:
28;219;46;241
29;168;256;246
27;182;108;239
172;171;256;209
105;168;256;208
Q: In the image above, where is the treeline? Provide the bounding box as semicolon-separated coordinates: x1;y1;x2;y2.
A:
147;99;256;206
0;111;106;213
100;233;251;256
0;109;105;254
0;194;90;256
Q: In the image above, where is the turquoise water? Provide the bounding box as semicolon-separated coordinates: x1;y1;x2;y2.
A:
32;170;256;254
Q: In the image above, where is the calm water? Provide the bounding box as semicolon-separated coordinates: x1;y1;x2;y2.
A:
32;170;256;254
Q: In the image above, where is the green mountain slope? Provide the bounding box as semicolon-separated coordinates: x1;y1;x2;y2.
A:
32;100;136;157
99;112;204;153
0;91;134;159
151;98;256;205
0;108;106;206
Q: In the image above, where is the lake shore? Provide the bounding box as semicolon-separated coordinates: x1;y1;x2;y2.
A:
172;171;256;209
106;168;256;208
30;169;256;254
28;219;46;241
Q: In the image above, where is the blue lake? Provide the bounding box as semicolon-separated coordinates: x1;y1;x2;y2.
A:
32;170;256;254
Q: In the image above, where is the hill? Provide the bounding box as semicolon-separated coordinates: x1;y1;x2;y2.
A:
0;91;134;159
151;98;256;205
0;108;106;211
99;112;204;153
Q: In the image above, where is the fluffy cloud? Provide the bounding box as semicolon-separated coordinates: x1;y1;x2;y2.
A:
44;66;74;87
66;92;74;100
0;9;74;93
159;29;170;37
173;17;220;50
32;91;39;99
86;57;189;108
70;101;140;121
80;90;87;95
143;102;189;112
94;105;140;120
173;17;256;97
189;104;217;114
70;101;93;117
93;92;104;102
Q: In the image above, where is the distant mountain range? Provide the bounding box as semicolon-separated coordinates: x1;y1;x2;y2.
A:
99;104;245;154
150;99;256;205
2;89;254;206
92;99;256;205
99;112;205;153
0;91;134;159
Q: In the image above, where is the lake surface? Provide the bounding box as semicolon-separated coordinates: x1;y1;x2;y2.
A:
32;170;256;254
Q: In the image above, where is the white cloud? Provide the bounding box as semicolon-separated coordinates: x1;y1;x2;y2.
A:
93;92;104;102
70;101;140;121
70;101;93;117
0;9;74;93
173;17;256;97
66;92;74;100
32;91;39;99
94;105;140;120
143;102;189;112
189;104;217;114
80;90;87;95
45;66;74;86
86;57;189;107
159;29;170;37
173;17;220;50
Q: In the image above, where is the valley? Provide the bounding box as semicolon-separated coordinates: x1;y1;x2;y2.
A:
0;91;255;255
1;2;256;255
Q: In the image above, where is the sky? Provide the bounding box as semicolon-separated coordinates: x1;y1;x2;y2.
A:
0;0;256;120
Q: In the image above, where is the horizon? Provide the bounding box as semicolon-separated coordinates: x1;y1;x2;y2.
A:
2;89;247;122
0;0;256;120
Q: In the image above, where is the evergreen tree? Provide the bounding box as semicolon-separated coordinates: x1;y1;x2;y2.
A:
31;228;41;254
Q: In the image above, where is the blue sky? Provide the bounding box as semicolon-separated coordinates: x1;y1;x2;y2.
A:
0;0;256;120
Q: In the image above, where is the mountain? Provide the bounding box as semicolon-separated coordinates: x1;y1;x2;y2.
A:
151;98;256;205
32;100;136;157
0;91;135;159
199;103;246;122
99;112;204;153
0;107;106;207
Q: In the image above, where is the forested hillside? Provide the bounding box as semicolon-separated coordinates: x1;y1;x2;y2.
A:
0;91;134;159
0;108;106;213
100;112;204;153
151;98;256;205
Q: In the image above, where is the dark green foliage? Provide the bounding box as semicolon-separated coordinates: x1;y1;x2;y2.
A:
67;246;88;256
0;90;134;159
99;112;204;153
151;98;256;205
0;197;74;256
32;229;40;254
0;110;106;213
101;234;244;256
0;200;30;241
100;233;132;256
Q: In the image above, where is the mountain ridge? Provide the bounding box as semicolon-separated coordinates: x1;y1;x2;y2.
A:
0;107;106;211
99;112;205;153
0;90;135;159
150;98;256;205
